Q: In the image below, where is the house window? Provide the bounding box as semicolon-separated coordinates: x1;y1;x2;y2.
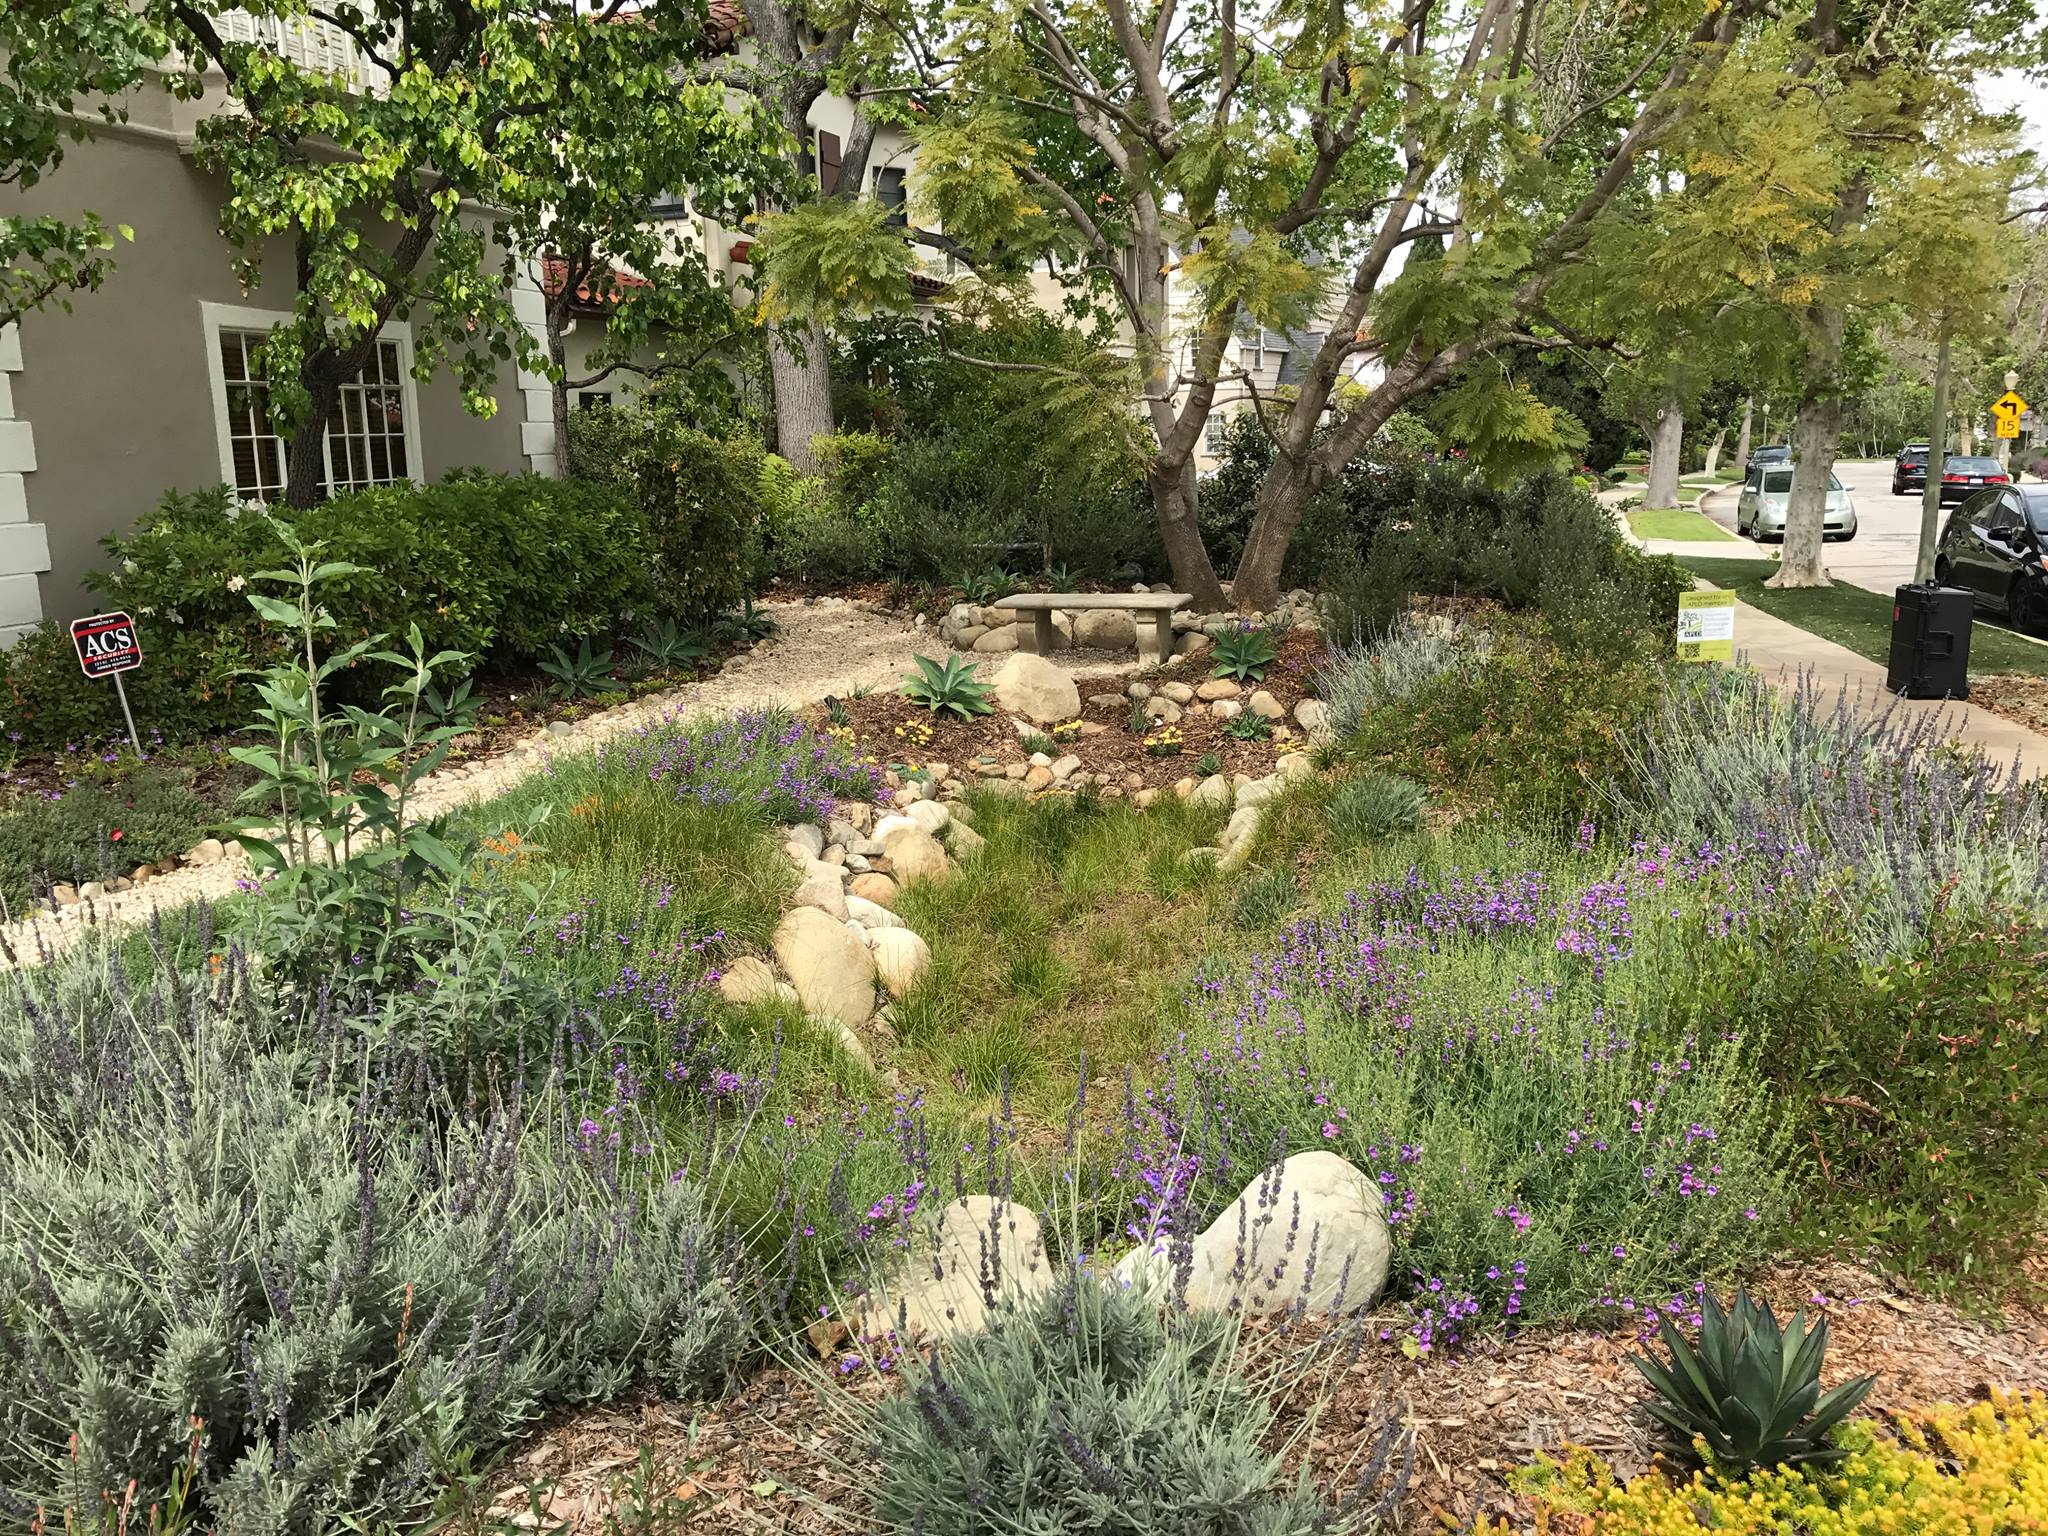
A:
1204;415;1226;453
817;129;843;195
204;303;421;502
876;166;907;227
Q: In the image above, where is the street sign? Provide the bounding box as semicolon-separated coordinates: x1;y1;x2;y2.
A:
71;612;142;677
1994;388;2029;418
1997;413;2020;439
68;611;144;753
1676;588;1736;663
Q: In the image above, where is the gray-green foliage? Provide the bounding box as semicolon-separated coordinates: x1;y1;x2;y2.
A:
865;1270;1374;1535
1315;622;1490;740
0;933;749;1531
1327;773;1427;843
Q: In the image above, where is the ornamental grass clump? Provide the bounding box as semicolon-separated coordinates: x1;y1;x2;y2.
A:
1316;620;1491;738
0;930;757;1533
858;1265;1412;1535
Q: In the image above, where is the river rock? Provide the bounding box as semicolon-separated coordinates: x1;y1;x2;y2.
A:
718;955;783;1007
773;906;877;1026
850;871;899;908
991;652;1081;723
867;927;932;999
1115;1151;1390;1315
882;825;951;886
867;1195;1054;1340
1073;609;1138;650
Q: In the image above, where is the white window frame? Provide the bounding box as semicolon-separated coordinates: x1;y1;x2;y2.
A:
200;301;424;500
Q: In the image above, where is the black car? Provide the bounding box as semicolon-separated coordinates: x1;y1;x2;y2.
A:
1935;484;2048;634
1891;442;1930;496
1936;455;2010;505
1746;444;1791;471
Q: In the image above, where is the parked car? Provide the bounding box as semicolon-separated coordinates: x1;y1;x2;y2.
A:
1935;484;2048;633
1735;462;1858;541
1891;442;1930;496
1937;455;2009;505
1746;443;1792;471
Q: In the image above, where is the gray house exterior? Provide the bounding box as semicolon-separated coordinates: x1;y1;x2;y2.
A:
1;50;574;643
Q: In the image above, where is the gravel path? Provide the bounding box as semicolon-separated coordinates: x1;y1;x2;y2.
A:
6;597;1112;966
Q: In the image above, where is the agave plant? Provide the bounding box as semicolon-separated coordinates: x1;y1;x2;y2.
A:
1211;624;1281;683
1633;1287;1876;1474
900;654;995;721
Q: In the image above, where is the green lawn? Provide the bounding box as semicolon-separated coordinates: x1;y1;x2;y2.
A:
1630;507;1736;541
1677;556;2048;678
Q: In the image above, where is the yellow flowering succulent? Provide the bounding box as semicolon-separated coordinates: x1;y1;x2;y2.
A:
1050;718;1084;743
1504;1391;2048;1536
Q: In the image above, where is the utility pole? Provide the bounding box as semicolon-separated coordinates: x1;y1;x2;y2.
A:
1916;327;1952;584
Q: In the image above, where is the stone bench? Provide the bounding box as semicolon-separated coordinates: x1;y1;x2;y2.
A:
1003;591;1193;665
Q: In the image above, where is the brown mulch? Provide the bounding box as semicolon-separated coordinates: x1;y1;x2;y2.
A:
485;1259;2047;1534
830;628;1326;792
1973;673;2048;736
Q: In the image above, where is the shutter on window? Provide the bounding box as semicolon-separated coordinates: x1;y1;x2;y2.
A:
818;130;843;194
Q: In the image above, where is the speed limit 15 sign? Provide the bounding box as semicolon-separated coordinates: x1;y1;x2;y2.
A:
71;611;144;678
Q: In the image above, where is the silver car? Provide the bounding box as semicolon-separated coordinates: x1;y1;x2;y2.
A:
1736;463;1858;541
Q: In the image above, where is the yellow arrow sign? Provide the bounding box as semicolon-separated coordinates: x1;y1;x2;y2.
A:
1993;389;2028;417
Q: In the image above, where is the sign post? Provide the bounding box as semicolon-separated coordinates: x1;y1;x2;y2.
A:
70;612;144;755
1676;588;1736;663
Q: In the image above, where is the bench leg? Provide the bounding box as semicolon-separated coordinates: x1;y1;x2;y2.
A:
1031;611;1056;655
1144;612;1174;666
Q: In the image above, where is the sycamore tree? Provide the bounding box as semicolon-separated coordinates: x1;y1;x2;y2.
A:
145;0;754;507
1658;0;2032;588
0;0;171;326
753;0;1767;609
492;25;778;477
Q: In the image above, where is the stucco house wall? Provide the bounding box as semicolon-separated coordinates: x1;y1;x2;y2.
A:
4;86;536;638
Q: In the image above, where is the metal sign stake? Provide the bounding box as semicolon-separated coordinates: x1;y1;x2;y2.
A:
112;672;142;757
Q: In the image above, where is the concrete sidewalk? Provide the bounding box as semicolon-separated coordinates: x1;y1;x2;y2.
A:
1726;599;2048;777
1609;484;2048;776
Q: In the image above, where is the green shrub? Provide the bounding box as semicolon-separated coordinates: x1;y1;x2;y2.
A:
1684;903;2048;1295
1341;630;1667;822
1314;469;1685;649
4;478;662;746
0;936;752;1532
860;1269;1386;1534
572;409;758;623
0;767;214;907
1326;772;1426;843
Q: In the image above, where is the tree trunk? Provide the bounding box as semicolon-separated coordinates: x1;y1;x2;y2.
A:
766;315;834;475
546;299;575;479
1232;452;1316;613
1959;416;1975;454
1768;394;1836;587
1702;426;1728;477
1645;400;1683;508
1734;395;1753;468
1149;459;1227;611
284;385;334;507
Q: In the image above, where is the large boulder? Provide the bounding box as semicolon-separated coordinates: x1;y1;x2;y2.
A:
1115;1151;1389;1314
972;626;1020;654
1072;609;1138;650
772;906;877;1026
882;824;951;886
990;652;1081;724
867;926;932;998
905;800;952;834
865;1195;1055;1339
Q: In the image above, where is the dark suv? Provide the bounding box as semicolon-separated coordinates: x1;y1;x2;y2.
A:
1891;443;1930;496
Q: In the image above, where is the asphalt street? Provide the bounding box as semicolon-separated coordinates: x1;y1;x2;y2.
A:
1696;457;1940;597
